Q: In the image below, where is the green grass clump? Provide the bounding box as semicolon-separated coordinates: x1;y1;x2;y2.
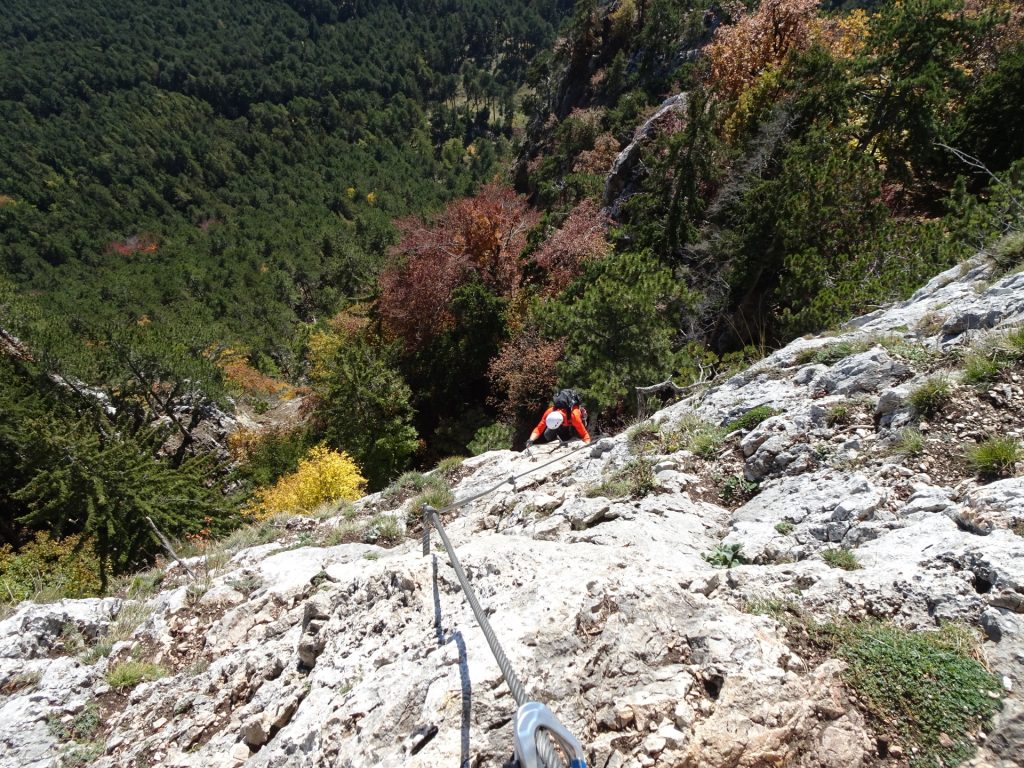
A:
907;377;952;418
586;458;656;499
725;405;780;433
627;420;661;452
826;621;1002;767
774;521;794;535
381;471;433;506
702;543;747;568
967;436;1021;479
822;547;860;570
795;340;874;366
742;597;797;619
825;403;852;426
363;514;403;545
661;413;727;458
432;456;466;482
962;351;1004;384
991;229;1024;271
894;428;925;456
410;485;456;514
106;660;167;689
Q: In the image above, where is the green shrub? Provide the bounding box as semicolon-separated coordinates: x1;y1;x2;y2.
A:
907;377;951;418
774;521;794;535
106;660;167;689
967;437;1021;479
0;532;104;605
822;547;860;571
826;621;1002;767
725;405;780;433
468;422;513;455
702;543;747;568
381;471;444;507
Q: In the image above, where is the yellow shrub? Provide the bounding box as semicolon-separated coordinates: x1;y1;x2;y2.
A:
244;445;367;520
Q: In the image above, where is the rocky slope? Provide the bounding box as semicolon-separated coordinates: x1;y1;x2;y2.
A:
2;256;1024;768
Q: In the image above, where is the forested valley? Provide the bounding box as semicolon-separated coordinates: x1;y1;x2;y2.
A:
2;0;1024;601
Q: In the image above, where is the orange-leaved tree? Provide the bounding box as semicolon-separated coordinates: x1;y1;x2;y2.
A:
707;0;825;101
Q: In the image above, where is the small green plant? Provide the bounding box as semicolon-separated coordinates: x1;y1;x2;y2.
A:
362;552;380;561
225;571;263;597
702;543;747;568
825;403;852;426
822;547;860;571
991;228;1024;271
627;420;661;452
962;350;1004;384
719;475;759;503
49;700;101;743
586;458;657;499
320;521;365;546
967;436;1021;479
432;456;466;482
742;597;797;619
61;741;105;768
411;485;455;513
894;428;925;456
774;521;794;535
824;620;1002;767
1012;520;1024;537
878;336;935;364
106;660;167;689
363;515;402;545
907;377;952;418
795;340;874;366
725;405;780;433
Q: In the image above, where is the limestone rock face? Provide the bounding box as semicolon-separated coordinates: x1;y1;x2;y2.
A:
3;253;1024;768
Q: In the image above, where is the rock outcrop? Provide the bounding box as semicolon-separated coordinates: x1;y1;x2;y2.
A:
2;256;1023;768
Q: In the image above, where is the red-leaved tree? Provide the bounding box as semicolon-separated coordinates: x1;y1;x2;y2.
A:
530;199;611;292
488;329;564;427
377;184;538;350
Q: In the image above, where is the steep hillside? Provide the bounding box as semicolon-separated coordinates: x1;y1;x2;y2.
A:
2;251;1022;767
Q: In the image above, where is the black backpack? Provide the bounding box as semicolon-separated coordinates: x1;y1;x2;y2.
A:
553;388;586;425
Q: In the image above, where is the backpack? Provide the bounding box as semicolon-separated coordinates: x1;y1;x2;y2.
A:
553;388;587;426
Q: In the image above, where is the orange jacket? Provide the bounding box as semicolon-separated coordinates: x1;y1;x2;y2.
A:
529;405;591;444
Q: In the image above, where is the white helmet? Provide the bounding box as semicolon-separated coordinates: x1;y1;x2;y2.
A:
545;410;565;430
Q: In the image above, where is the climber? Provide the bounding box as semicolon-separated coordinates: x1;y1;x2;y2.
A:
526;388;590;448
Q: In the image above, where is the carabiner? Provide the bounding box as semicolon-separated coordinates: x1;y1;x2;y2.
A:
513;701;587;768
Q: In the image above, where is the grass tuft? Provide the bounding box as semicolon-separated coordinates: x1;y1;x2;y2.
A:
586;458;656;499
907;376;952;418
822;547;860;570
967;436;1021;479
894;428;925;456
106;660;167;689
725;405;780;433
